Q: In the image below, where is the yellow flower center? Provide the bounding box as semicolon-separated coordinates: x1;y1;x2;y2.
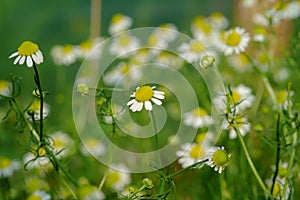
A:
54;139;64;148
62;45;74;54
276;90;288;104
0;81;9;90
107;171;121;185
225;32;241;46
135;86;154;102
192;17;212;34
27;195;42;200
86;139;100;148
79;40;92;50
111;14;124;24
190;41;205;53
271;182;281;198
148;34;159;46
275;2;287;11
191;108;207;117
0;157;11;169
34;147;46;157
210;12;223;20
121;63;130;74
189;145;206;159
230;90;241;103
18;41;39;56
29;101;41;112
212;149;230;167
118;36;131;46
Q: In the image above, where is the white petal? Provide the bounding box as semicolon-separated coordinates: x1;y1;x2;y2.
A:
154;90;164;95
26;56;33;67
151;98;162;105
136;102;143;111
127;99;136;106
13;55;21;65
36;50;44;63
144;101;153;110
32;54;40;64
9;52;18;58
19;56;25;65
130;102;138;112
153;93;165;99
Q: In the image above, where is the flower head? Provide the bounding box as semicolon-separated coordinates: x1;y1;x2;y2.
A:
106;164;131;191
0;80;12;98
26;190;51;200
51;44;79;66
219;27;250;56
9;41;43;67
26;100;50;121
183;107;213;128
110;34;140;57
127;85;165;112
206;146;231;173
178;40;207;63
176;143;209;168
81;137;106;157
223;116;251;139
0;157;20;178
51;131;74;157
109;13;133;35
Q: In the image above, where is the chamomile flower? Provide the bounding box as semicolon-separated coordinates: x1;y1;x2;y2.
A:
9;41;43;68
266;178;290;200
127;85;165;112
208;12;229;30
26;100;50;121
191;16;213;42
51;131;74;157
146;33;168;55
77;185;105;200
0;80;12;98
252;26;268;43
206;146;231;173
271;161;289;181
110;34;140;57
178;40;207;63
183;107;213;128
213;84;255;113
51;44;79;66
0;157;20;178
223;116;251;139
275;89;294;109
109;13;133;35
81;137;106;157
23;147;50;169
25;177;48;193
155;51;184;69
176;143;208;168
27;190;51;200
152;23;178;42
227;53;252;72
106;164;131;191
219;27;250;56
77;83;90;95
77;37;102;60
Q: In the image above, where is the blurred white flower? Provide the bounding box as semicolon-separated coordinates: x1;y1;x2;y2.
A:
27;190;51;200
184;107;213;128
51;44;79;66
178;40;207;63
223;116;251;139
206;146;231;173
109;13;133;35
51;131;74;157
106;164;131;191
81;137;106;157
207;12;229;30
110;34;140;57
0;80;12;98
26;100;50;121
0;157;20;178
176;143;209;168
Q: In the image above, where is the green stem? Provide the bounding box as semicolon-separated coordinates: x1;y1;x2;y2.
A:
32;63;44;141
150;111;162;168
233;125;272;198
90;0;101;39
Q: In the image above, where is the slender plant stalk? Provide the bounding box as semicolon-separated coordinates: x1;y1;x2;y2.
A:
90;0;101;39
150;111;162;167
32;63;44;141
233;125;272;198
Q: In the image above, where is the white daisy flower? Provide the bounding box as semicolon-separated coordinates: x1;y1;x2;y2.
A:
273;67;290;83
51;131;74;157
23;147;50;169
219;27;250;56
51;44;79;66
81;137;106;157
252;26;268;43
110;34;140;57
77;37;103;60
191;16;213;42
223;116;251;139
155;51;184;69
213;84;255;113
227;53;252;73
0;80;12;98
252;13;269;27
127;85;165;112
146;33;169;55
0;157;20;178
176;143;209;168
26;100;50;121
266;178;290;200
206;146;231;173
152;23;178;42
106;164;131;191
9;41;44;68
207;12;229;30
103;62;142;86
109;13;133;35
275;89;294;109
77;185;105;200
183;107;213;128
271;161;289;181
178;40;207;63
26;190;51;200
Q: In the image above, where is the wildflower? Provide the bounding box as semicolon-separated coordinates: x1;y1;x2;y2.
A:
227;54;252;72
184;107;213;128
51;131;74;157
275;89;294;109
155;51;184;69
219;27;250;56
241;0;256;8
26;99;50;121
0;157;20;178
106;164;131;191
271;161;289;181
81;137;106;157
25;177;48;193
77;185;105;200
273;67;290;83
199;54;215;69
109;34;140;57
26;190;51;200
109;13;133;35
206;146;231;173
191;16;213;42
252;26;268;43
77;83;90;95
127;85;165;112
152;23;178;42
223;116;251;139
77;37;102;60
9;41;43;68
178;40;207;63
176;143;208;168
266;178;290;200
146;33;168;55
23;146;50;169
51;44;78;66
0;80;12;98
207;12;229;30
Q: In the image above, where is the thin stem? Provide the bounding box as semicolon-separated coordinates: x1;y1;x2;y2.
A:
98;171;107;190
90;0;101;39
233;125;272;198
150;111;162;168
32;63;44;141
270;113;281;197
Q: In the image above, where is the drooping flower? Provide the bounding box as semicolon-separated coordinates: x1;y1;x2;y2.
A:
183;107;213;128
223;115;251;139
127;85;165;112
106;164;131;191
109;13;133;35
176;143;209;168
9;41;44;68
0;157;20;178
23;146;50;169
26;99;50;121
206;146;231;173
51;131;74;157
